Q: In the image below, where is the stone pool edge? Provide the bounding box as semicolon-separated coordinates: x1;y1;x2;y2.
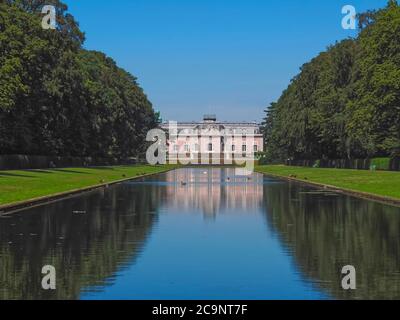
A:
256;169;400;208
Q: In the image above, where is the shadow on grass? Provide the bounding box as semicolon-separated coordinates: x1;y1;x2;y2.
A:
51;169;92;175
22;170;54;174
0;172;36;178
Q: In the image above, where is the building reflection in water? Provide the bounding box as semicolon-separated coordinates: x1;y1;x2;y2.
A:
161;168;265;219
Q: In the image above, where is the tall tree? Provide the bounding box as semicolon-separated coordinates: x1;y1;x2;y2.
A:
263;0;400;162
0;1;157;158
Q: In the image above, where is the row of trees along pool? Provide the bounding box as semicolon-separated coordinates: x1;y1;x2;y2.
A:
0;0;159;159
262;1;400;164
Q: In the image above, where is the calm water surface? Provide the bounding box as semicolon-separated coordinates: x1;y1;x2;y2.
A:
1;168;400;300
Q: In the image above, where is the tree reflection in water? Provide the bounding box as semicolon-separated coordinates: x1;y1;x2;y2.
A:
0;183;163;300
262;180;400;300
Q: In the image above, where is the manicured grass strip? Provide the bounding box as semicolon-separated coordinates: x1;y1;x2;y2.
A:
0;165;176;206
256;165;400;200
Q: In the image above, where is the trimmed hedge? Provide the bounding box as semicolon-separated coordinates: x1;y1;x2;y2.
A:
0;155;123;170
371;158;391;171
286;157;400;171
390;157;400;171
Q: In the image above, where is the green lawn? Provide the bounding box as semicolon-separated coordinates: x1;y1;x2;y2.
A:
0;165;175;207
256;165;400;200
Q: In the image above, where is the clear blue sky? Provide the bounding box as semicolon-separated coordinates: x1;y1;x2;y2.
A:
64;0;387;122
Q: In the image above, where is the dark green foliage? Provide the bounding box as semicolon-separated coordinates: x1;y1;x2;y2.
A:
0;1;157;158
263;1;400;162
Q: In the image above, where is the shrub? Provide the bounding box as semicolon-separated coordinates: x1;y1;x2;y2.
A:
313;160;320;168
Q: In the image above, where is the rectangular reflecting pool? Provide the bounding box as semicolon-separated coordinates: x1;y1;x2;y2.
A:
1;167;400;300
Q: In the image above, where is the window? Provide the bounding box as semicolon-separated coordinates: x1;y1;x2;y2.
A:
194;144;199;152
173;145;178;152
232;145;236;152
184;145;189;152
254;145;258;152
242;145;247;152
208;143;213;152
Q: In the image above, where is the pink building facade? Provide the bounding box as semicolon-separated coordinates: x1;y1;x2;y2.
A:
160;115;264;164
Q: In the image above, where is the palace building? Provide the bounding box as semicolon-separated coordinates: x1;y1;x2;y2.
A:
160;115;264;164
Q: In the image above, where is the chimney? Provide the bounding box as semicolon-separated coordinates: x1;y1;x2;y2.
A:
203;114;217;123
